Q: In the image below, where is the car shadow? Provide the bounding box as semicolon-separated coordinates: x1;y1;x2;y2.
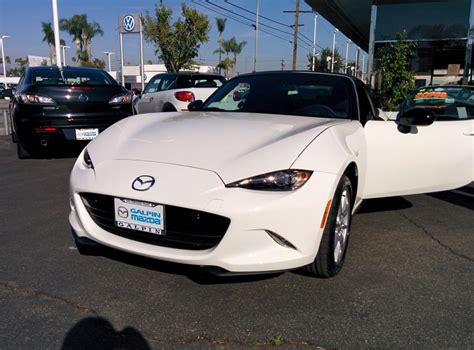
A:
62;317;150;350
92;245;282;285
30;145;84;159
357;196;413;214
426;185;474;211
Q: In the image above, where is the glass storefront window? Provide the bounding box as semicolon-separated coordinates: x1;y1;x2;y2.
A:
375;0;470;42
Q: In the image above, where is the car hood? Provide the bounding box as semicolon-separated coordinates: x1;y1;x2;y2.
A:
88;111;349;183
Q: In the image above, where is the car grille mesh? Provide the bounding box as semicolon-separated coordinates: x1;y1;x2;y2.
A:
81;193;230;250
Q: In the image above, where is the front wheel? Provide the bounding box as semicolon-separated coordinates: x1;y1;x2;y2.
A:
305;175;353;278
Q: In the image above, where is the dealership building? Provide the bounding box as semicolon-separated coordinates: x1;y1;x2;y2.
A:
306;0;474;86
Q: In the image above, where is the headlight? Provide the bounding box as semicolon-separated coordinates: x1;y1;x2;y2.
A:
20;94;55;104
109;93;132;105
83;149;94;169
226;170;312;191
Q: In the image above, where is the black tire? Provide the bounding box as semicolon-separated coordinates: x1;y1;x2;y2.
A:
11;130;17;143
17;139;31;159
162;103;177;112
305;175;353;278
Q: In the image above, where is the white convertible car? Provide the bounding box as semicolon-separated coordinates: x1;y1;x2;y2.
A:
69;73;473;278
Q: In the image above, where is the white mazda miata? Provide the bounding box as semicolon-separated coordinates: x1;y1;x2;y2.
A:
69;72;473;278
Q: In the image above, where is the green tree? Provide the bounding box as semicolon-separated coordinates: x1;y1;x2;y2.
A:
375;31;417;110
0;56;11;64
80;58;106;69
41;22;56;63
216;57;233;79
215;17;226;73
229;37;247;77
60;14;103;64
144;2;210;72
308;48;343;73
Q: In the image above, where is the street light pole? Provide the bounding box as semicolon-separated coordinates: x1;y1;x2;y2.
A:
104;51;114;72
0;35;11;87
312;12;318;71
51;0;62;67
345;39;351;74
61;45;70;65
331;29;338;72
253;0;259;72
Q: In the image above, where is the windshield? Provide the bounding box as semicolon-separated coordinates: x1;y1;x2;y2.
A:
201;73;353;119
31;68;117;86
401;86;474;120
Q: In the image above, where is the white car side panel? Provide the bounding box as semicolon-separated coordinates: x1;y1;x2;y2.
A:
292;121;366;201
363;119;473;198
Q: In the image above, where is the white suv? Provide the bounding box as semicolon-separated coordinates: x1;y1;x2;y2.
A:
134;72;225;113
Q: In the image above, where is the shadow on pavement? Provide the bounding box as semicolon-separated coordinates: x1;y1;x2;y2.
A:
62;317;150;350
426;185;474;211
86;245;282;285
358;196;413;214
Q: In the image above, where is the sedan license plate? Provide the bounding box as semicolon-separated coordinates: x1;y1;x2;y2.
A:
75;128;99;140
114;198;165;235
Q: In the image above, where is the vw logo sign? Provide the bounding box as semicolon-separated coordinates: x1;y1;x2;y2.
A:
132;175;155;191
122;15;136;32
78;94;88;102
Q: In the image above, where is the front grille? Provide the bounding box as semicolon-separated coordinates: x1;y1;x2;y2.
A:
81;193;231;250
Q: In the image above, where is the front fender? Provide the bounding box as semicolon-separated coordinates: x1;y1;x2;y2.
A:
291;121;366;197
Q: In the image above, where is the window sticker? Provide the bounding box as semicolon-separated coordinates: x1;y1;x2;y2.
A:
457;107;468;119
414;91;448;100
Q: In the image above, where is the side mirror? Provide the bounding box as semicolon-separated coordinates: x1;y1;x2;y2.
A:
398;107;436;134
188;100;203;111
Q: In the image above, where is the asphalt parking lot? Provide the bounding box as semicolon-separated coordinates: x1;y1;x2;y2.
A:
0;134;473;349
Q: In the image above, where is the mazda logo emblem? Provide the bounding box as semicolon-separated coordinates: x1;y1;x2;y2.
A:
132;175;155;191
78;94;88;102
123;15;136;32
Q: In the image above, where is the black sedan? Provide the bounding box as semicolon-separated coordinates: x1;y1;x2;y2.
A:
10;66;133;158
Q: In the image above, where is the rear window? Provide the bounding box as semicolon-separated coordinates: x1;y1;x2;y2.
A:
176;76;225;89
31;68;117;86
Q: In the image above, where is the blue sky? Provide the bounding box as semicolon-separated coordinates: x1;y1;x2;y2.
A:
0;0;365;73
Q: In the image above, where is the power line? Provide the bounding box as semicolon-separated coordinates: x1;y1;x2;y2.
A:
191;0;293;44
224;0;290;28
203;0;314;47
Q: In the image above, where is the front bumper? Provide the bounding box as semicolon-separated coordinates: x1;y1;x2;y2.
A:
69;158;339;273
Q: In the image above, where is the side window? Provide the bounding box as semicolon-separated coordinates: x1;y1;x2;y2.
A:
144;76;162;94
160;76;177;91
356;82;375;125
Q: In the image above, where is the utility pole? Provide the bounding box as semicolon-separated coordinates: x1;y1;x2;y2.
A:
291;0;300;70
61;45;70;65
0;36;11;87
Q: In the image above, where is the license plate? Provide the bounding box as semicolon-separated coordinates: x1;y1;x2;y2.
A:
75;128;99;140
114;198;165;235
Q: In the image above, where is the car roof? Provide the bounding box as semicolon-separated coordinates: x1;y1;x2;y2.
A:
157;71;224;77
27;66;103;72
229;70;365;84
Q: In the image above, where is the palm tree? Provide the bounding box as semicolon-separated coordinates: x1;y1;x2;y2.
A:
60;14;87;61
222;39;233;59
41;22;55;64
229;37;247;77
216;57;233;79
83;20;103;60
215;18;226;73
